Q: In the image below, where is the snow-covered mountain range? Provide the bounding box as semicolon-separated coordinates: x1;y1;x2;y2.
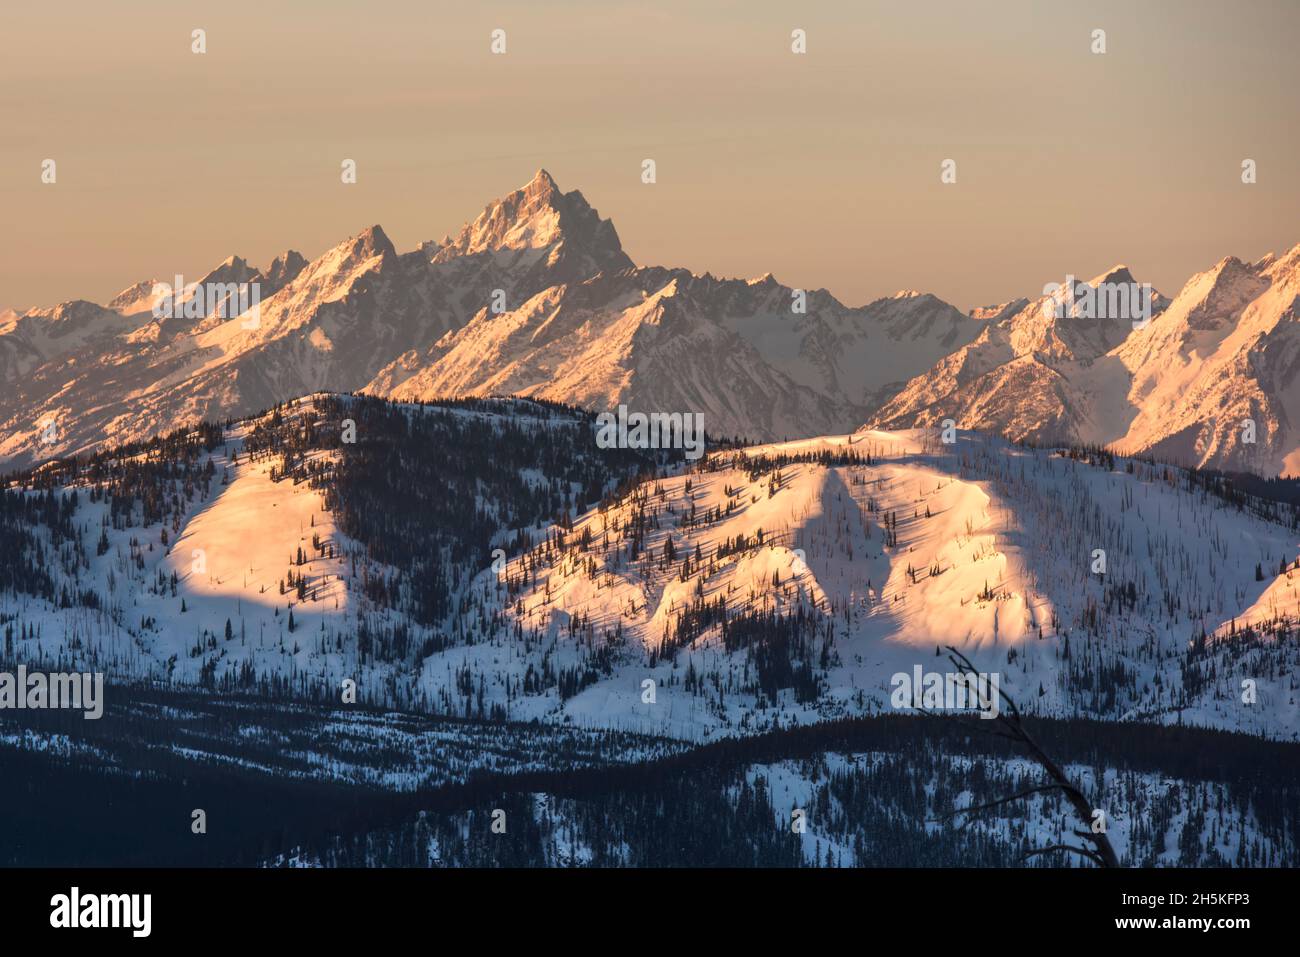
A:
872;249;1300;476
0;170;981;465
2;169;1297;476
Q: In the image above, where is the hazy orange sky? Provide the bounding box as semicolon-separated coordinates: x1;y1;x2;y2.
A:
1;0;1297;313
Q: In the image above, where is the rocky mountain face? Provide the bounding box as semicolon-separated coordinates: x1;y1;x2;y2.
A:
871;250;1300;475
1109;248;1300;475
0;169;635;465
367;270;983;443
365;172;984;442
0;170;980;465
2;168;1296;475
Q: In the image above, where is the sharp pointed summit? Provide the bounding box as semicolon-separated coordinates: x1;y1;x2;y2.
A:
527;167;559;194
350;224;396;260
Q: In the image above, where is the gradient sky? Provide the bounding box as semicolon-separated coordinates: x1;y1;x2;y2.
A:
1;0;1297;313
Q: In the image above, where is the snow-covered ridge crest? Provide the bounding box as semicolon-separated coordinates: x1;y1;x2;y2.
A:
3;168;1297;477
11;401;1296;742
872;242;1300;476
0;172;642;466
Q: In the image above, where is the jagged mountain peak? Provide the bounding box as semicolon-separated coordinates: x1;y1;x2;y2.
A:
434;170;633;277
272;225;395;294
969;299;1029;323
107;280;162;314
106;249;308;320
4;165;1297;481
1262;241;1300;279
882;290;945;309
1159;255;1269;333
31;298;112;323
1088;264;1136;287
264;249;308;285
528;166;559;194
351;224;396;259
198;254;260;287
872;240;1300;474
1006;265;1166;356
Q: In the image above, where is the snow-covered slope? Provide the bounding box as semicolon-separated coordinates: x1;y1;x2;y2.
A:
367;270;857;441
870;268;1170;448
0;300;144;383
366;269;982;442
1111;248;1300;475
5;397;1297;743
872;247;1300;476
456;428;1300;740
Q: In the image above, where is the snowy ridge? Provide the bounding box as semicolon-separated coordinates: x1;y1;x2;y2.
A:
4;398;1297;743
872;246;1300;476
366;267;982;442
0;169;978;463
2;170;1296;476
